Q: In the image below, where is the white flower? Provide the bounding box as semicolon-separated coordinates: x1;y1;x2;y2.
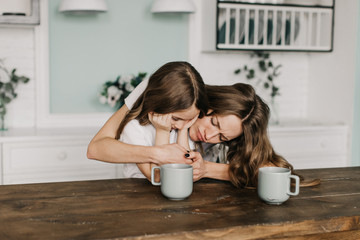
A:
107;85;121;96
118;75;132;85
99;73;146;108
125;82;134;92
99;95;107;104
107;86;123;107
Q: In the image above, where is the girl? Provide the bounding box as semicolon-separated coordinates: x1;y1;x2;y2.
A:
115;61;208;178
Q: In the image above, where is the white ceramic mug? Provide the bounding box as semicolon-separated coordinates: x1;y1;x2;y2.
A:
258;167;300;205
151;163;193;201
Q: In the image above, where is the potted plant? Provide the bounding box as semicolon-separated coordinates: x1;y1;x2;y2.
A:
0;60;30;130
99;72;147;109
234;51;282;124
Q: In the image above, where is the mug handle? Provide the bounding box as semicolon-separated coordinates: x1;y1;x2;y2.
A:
287;175;300;196
151;166;161;186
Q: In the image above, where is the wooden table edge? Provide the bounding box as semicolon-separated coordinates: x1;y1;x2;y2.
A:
126;215;360;240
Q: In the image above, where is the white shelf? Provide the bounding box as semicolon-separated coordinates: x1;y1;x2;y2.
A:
0;0;39;25
0;127;99;142
0;124;349;184
203;0;334;52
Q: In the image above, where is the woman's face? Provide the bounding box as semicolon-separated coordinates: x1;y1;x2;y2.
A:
188;111;243;144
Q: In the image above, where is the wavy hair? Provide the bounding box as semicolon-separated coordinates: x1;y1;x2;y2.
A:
206;83;316;188
116;61;208;138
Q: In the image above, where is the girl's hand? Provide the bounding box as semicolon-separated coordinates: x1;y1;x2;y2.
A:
148;112;172;132
182;115;198;130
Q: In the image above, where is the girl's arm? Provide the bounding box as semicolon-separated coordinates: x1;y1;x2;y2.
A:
87;106;190;165
177;115;198;151
137;113;172;180
177;129;191;151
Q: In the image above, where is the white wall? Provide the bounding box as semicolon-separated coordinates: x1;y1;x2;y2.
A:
0;0;358;133
189;0;311;122
0;26;36;128
308;0;358;127
307;0;359;161
188;0;358;128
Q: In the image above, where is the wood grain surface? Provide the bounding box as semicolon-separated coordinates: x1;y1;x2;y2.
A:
0;167;359;239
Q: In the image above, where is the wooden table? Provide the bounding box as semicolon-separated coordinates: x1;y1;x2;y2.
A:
0;167;359;240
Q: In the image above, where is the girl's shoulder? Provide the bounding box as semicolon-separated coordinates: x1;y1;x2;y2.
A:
123;119;155;133
120;120;156;146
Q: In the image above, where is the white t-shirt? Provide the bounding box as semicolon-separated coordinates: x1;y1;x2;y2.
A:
121;120;188;178
121;78;195;178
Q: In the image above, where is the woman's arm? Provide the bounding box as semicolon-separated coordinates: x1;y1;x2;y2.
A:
188;151;277;182
87;105;190;165
187;151;230;181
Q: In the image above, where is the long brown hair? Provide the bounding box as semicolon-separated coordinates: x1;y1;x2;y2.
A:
116;61;208;138
206;83;318;188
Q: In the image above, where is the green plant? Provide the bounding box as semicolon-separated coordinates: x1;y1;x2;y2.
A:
99;72;147;109
0;60;30;130
234;51;281;100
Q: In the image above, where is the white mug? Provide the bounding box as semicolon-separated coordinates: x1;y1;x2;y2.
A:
258;167;300;205
151;164;193;201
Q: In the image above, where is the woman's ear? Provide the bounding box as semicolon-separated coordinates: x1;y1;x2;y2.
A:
207;110;214;115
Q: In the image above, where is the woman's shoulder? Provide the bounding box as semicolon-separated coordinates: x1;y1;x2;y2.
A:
125;78;149;109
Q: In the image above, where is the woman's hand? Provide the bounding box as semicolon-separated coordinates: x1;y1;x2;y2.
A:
187;151;231;182
186;151;207;181
148;112;172;132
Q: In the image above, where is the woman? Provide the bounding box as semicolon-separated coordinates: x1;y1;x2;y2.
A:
88;81;304;188
187;84;294;188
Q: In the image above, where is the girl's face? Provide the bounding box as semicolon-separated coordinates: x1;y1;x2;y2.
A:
188;111;243;144
170;104;199;130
